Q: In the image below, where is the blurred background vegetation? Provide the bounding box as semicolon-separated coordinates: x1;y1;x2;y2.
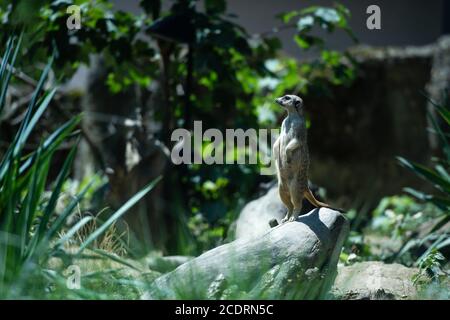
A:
0;0;448;299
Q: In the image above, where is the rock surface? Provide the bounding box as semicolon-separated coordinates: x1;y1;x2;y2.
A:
331;261;419;300
235;186;285;239
142;208;349;299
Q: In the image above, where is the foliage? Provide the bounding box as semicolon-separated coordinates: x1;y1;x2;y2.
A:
393;94;450;264
397;93;450;224
345;94;450;270
365;195;441;263
371;195;442;241
279;4;356;48
0;36;159;298
340;191;449;267
339;230;375;265
413;248;448;286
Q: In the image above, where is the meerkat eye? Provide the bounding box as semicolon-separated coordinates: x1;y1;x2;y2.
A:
284;96;291;101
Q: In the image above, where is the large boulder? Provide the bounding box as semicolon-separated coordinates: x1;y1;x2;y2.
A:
331;261;419;300
142;208;349;299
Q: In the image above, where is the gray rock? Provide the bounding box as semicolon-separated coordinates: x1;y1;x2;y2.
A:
235;186;285;239
331;261;419;300
142;208;349;299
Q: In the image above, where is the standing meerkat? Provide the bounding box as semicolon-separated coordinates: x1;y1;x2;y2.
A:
273;94;336;223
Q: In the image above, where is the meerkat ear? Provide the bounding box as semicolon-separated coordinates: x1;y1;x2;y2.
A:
295;100;302;108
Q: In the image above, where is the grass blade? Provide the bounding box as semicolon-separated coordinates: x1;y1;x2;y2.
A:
77;176;162;254
46;179;94;240
0;33;22;110
14;88;57;157
55;216;94;248
18;114;81;175
90;248;141;272
36;140;78;242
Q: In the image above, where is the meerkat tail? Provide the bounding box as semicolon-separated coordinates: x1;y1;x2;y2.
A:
303;189;346;213
303;188;331;208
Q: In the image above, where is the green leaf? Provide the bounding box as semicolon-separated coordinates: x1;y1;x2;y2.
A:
314;8;340;24
14;53;54;145
0;34;22;112
294;34;323;50
430;215;450;234
436;238;450;250
435;165;450;183
427;107;450;160
403;187;450;211
17;147;43;257
397;157;450;194
425;94;450;126
296;16;314;32
15;88;58;157
416;234;449;264
23;156;51;260
37;140;78;243
279;10;301;24
0;37;14;86
300;6;321;15
19;114;81;175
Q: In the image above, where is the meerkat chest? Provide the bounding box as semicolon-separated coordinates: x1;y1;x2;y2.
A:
280;116;306;145
276;115;308;174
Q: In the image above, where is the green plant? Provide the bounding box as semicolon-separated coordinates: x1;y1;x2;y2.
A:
0;36;160;298
413;248;448;286
397;95;450;226
394;94;450;263
370;195;440;240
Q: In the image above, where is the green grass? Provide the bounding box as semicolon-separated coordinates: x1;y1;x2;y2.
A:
0;36;160;299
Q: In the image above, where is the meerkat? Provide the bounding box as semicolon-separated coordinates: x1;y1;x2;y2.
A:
273;94;338;223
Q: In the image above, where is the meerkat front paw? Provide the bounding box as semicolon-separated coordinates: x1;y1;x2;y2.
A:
289;211;301;222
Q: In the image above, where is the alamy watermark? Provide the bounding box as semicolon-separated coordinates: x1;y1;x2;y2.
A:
171;121;279;176
366;5;381;30
65;265;81;289
65;5;381;32
66;5;81;30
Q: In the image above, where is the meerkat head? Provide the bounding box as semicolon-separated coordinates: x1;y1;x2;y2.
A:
275;94;303;113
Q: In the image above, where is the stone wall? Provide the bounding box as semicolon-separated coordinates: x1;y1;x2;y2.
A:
304;36;450;212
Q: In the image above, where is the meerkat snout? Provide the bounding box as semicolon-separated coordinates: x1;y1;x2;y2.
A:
275;95;303;111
